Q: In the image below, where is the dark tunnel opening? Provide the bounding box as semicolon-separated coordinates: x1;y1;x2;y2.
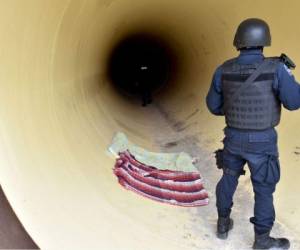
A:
107;33;177;103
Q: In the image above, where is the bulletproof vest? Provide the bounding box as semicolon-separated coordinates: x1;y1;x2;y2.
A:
221;58;281;130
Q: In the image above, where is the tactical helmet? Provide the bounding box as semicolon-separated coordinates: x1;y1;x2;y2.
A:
233;18;271;50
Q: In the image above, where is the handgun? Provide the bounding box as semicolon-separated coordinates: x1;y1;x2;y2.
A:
280;53;296;70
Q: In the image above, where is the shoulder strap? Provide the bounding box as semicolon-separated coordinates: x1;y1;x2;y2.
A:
224;59;272;111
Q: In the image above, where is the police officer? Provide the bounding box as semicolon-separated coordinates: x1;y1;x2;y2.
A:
206;18;300;249
135;63;153;107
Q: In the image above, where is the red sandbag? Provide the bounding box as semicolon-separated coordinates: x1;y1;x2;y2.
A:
117;156;204;193
113;150;209;207
119;151;201;182
118;177;209;207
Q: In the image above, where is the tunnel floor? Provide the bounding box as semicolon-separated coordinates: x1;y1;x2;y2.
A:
2;101;299;249
128;103;300;249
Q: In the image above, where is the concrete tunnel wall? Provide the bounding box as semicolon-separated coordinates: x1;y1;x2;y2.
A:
0;0;299;249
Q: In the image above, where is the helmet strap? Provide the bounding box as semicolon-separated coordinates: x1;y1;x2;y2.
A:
239;46;264;51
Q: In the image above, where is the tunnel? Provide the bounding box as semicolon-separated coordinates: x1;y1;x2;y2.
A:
0;0;300;249
107;32;174;99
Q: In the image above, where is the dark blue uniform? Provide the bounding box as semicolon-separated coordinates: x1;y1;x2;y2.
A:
206;49;300;234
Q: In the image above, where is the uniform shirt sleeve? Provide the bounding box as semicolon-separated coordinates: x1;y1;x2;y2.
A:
206;66;224;116
274;63;300;110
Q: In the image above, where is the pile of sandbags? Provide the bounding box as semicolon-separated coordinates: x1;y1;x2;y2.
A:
114;150;209;207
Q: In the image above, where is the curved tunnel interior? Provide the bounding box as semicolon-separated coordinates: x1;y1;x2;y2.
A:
0;1;300;249
107;32;175;99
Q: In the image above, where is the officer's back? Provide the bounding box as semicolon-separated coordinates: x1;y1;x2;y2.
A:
206;18;300;250
207;49;300;124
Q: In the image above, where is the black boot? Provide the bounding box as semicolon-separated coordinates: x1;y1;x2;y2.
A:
253;231;290;249
217;216;233;239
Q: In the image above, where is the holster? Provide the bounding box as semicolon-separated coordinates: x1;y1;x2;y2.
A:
215;149;224;170
214;149;246;176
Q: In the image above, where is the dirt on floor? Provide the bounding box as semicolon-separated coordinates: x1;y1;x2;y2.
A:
146;102;300;250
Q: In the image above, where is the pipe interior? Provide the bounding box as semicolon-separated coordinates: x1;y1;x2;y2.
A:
0;1;300;249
